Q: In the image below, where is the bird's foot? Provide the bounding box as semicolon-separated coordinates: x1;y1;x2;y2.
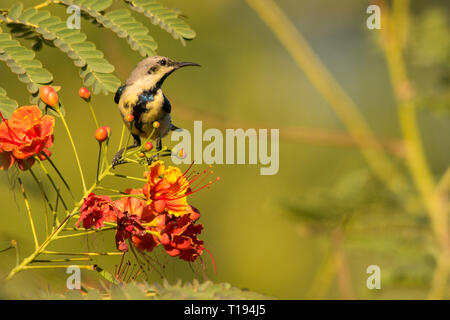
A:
147;154;159;165
112;150;125;168
112;136;141;168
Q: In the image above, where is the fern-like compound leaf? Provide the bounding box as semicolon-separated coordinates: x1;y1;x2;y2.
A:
0;26;53;103
0;87;19;119
125;0;196;46
58;1;157;57
1;4;120;95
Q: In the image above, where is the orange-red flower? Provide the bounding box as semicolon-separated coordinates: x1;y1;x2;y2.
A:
160;205;204;261
143;161;220;218
0;106;54;170
143;161;191;217
114;189;155;222
114;189;159;252
111;161;218;261
76;193;116;229
115;211;147;252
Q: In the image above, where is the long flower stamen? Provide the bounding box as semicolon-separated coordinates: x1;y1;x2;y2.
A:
203;247;216;274
167;165;220;201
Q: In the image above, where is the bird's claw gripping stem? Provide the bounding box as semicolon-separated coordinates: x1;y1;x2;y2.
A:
112;135;141;168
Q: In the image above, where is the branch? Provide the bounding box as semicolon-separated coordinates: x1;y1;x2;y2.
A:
244;0;409;196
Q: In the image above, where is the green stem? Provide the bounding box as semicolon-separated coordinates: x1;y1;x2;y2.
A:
94;186;125;194
436;166;450;196
117;124;126;152
42;251;123;256
12;240;19;267
96;143;102;182
101;138;110;174
37;158;69;212
57;106;87;193
31;257;91;263
108;173;147;182
244;0;408;197
40;152;74;199
121;129;132;162
6;164;113;280
54;227;116;240
87;101;99;129
106;193;145;199
34;0;53;10
53;194;60;230
23;265;94;270
18;178;39;250
380;0;450;299
28;168;52;236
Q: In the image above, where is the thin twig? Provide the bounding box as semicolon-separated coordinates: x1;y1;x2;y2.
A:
56;106;87;193
42;251;123;256
37;158;69;212
18;178;39;250
379;0;450;299
28;168;52;236
245;0;408;197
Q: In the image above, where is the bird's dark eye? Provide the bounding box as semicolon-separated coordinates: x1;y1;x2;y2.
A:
159;59;166;66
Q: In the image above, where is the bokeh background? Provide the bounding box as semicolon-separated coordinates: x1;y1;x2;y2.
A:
0;0;449;299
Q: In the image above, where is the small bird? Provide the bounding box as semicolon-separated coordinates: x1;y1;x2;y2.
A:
113;56;200;165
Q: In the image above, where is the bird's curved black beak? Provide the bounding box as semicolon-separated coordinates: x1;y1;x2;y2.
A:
174;61;201;69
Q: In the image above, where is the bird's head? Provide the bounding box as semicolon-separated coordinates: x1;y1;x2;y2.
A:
126;56;200;89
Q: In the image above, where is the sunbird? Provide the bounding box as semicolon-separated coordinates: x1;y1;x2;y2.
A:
113;56;200;165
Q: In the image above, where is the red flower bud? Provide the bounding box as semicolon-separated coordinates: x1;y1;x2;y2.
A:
78;87;91;102
39;86;53;101
125;114;134;122
144;142;153;151
40;86;59;107
47;91;59;107
153;121;160;128
95;127;109;143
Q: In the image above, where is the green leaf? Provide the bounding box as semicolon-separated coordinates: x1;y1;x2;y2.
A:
8;3;23;20
4;7;120;95
125;0;196;46
37;279;273;300
0;29;53;100
58;1;157;57
63;0;114;12
147;279;274;300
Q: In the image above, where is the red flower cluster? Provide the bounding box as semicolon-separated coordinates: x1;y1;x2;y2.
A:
0;106;54;171
115;211;147;252
160;206;204;261
75;161;219;262
76;193;116;229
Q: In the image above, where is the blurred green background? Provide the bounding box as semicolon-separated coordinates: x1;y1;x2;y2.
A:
0;0;449;299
